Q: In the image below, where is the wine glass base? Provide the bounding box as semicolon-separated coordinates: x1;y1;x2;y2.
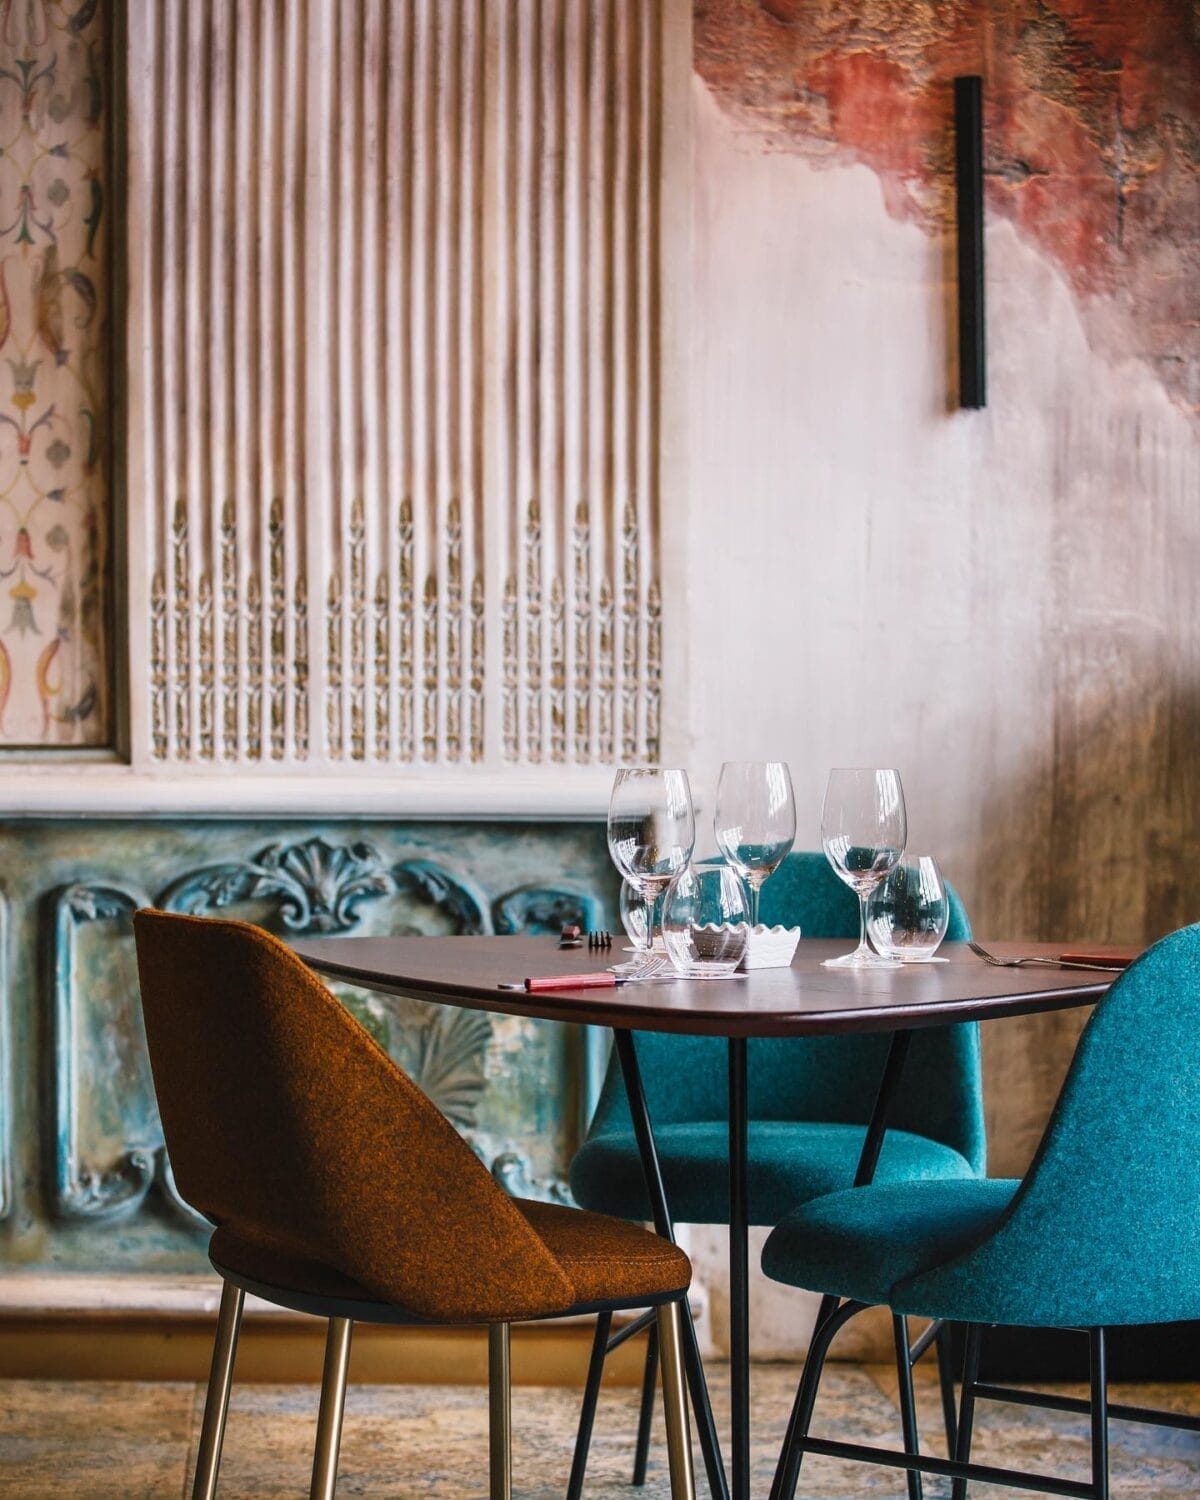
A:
822;949;903;970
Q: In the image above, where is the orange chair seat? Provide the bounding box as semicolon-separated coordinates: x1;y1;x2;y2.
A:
210;1200;689;1324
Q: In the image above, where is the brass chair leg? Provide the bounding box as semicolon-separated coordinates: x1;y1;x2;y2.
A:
309;1317;354;1500
192;1280;245;1500
657;1300;696;1500
489;1322;513;1500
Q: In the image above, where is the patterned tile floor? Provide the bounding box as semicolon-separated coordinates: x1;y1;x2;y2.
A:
0;1363;1197;1498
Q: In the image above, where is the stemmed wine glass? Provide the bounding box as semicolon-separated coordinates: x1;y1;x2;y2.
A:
820;768;907;969
607;769;696;974
714;761;796;929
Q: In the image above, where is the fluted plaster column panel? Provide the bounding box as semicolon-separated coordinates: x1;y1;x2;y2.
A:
123;0;664;785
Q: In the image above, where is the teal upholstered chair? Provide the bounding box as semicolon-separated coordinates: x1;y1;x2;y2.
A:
763;922;1200;1500
568;852;982;1499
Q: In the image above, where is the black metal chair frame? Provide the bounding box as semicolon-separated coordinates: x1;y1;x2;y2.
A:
772;1297;1200;1500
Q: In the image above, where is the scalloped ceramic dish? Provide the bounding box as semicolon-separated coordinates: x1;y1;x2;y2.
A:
738;924;802;971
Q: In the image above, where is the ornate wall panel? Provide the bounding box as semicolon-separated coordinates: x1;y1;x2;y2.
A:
125;0;663;773
0;818;614;1275
0;1;110;746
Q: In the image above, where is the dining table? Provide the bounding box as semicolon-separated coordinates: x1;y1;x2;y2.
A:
293;933;1120;1500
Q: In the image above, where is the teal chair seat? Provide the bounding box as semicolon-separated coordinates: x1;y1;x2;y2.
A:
762;1178;1019;1307
571;1122;978;1227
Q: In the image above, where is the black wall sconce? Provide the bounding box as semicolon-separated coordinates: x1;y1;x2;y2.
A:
954;75;986;408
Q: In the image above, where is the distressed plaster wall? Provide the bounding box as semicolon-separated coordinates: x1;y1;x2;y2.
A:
679;0;1200;1356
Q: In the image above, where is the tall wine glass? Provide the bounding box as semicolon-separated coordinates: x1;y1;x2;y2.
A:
714;761;796;929
607;768;695;974
820;768;907;969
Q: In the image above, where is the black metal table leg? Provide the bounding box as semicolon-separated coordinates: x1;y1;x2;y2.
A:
728;1036;751;1500
852;1030;913;1185
615;1030;730;1500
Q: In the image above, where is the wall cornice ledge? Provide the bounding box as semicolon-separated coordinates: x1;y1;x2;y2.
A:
0;767;616;821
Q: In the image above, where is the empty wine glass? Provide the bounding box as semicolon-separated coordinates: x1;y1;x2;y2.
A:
663;862;750;978
820;768;907;969
867;856;950;962
714;761;796;929
607;768;696;974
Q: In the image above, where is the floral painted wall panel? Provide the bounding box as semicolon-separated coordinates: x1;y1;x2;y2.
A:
0;1;109;746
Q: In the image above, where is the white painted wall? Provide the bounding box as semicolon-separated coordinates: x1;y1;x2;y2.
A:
672;80;1200;1358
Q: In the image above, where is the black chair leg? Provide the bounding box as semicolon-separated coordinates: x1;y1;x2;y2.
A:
893;1314;924;1500
771;1298;866;1500
1090;1328;1109;1500
768;1293;835;1500
567;1310;612;1500
935;1321;959;1455
631;1322;659;1485
950;1323;983;1500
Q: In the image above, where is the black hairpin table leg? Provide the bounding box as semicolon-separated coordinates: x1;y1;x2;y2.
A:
615;1030;730;1500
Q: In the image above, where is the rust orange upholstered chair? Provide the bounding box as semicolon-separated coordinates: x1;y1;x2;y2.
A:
133;910;695;1500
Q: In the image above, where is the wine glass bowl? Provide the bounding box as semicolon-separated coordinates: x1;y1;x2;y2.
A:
714;760;796;929
867;856;949;962
821;768;907;969
663;862;750;978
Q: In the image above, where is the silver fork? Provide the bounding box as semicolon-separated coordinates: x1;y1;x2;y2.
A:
614;953;673;981
967;940;1126;973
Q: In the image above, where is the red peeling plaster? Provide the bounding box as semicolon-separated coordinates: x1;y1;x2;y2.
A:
693;0;1200;414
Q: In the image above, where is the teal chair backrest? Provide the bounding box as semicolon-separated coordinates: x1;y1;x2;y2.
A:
896;922;1200;1327
586;852;985;1173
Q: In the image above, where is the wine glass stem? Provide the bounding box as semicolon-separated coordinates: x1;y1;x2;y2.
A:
650;885;667;953
857;891;870;954
748;881;761;930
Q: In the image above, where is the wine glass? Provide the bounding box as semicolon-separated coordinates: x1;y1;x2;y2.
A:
714;761;796;929
867;856;950;962
607;769;696;973
820;768;907;969
663;862;750;978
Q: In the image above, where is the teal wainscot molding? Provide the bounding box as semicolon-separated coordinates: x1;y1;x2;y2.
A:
1;819;617;1283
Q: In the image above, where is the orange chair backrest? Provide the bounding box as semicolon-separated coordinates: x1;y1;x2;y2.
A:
133;909;574;1321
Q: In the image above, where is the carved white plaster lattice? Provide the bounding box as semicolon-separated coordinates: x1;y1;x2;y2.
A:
125;0;664;772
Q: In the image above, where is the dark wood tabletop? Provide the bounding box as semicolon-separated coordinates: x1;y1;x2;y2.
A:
292;935;1120;1037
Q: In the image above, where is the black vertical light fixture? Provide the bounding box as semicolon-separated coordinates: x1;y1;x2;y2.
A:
954;75;986;408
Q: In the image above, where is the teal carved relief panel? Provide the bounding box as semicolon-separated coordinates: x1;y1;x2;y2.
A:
1;819;616;1277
